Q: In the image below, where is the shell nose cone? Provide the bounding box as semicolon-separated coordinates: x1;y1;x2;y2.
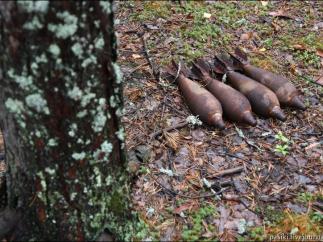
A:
271;106;286;121
209;113;225;130
242;111;257;126
215;119;226;130
290;96;306;110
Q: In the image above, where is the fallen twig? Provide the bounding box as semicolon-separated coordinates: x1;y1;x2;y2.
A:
150;174;229;199
149;121;188;139
299;74;323;88
127;62;149;77
235;125;262;151
139;31;160;82
219;152;250;163
210;166;244;178
174;61;181;82
163;102;186;117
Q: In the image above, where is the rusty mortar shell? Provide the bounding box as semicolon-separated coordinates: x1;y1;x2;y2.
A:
242;65;305;110
177;74;225;129
226;71;286;121
192;60;256;126
231;48;306;110
164;61;225;129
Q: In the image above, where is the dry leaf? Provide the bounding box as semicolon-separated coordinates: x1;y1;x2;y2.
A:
259;47;266;52
271;21;281;31
202;231;217;238
316;76;323;85
316;49;323;57
203;12;212;19
132;54;142;59
185;13;194;20
173;203;193;215
0;132;3;150
292;44;307;50
125;87;143;102
240;32;254;41
163;131;180;151
290;64;302;75
261;1;268;6
269;9;293;19
220;229;237;242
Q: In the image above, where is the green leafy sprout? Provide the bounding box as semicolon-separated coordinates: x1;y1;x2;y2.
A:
274;131;290;156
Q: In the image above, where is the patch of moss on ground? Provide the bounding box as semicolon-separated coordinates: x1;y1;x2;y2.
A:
249;55;278;72
238;226;265;242
181;204;218;241
129;1;172;22
294;50;321;69
134;216;159;240
262;205;285;226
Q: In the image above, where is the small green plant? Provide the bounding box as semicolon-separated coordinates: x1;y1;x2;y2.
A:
181;205;218;241
278;35;294;51
274;144;289;156
297;192;314;203
138;166;150;175
302;33;323;49
310;211;323;223
262;38;274;49
295;50;321;69
274;131;290;156
181;42;205;61
129;1;171;22
248;226;265;241
275;131;289;143
134;217;159;240
263;205;285;226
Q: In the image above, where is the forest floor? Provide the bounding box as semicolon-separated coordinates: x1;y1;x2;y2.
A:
0;1;321;241
116;1;322;241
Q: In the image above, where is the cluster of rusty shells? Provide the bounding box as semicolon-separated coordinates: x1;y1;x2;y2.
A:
164;48;306;129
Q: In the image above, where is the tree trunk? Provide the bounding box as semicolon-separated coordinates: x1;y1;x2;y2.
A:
0;1;133;240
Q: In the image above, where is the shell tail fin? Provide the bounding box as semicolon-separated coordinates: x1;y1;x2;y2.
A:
234;47;249;64
213;56;228;74
214;53;239;73
162;62;178;81
162;60;191;82
227;47;249;71
191;58;212;80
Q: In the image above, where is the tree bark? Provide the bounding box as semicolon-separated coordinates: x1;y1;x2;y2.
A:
0;1;133;240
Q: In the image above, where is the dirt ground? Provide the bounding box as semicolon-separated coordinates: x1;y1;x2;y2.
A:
116;1;322;240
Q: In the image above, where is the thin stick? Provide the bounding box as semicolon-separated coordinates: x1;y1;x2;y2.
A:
140;33;160;82
219;152;250;163
299;75;323;88
149;121;188;139
150;174;229;199
209;166;244;178
163;102;186;116
127;62;149;76
174;61;181;82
